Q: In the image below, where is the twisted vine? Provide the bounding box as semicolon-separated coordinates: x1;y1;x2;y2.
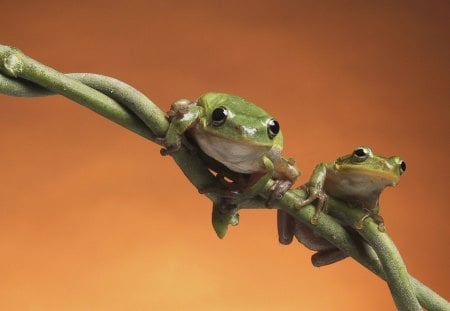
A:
0;45;448;311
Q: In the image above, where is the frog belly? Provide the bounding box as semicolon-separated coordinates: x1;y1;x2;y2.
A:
192;130;268;174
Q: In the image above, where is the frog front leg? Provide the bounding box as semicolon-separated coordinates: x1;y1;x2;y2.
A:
160;99;201;155
245;155;297;204
244;155;276;200
268;157;299;205
271;158;300;244
212;200;240;239
297;162;331;224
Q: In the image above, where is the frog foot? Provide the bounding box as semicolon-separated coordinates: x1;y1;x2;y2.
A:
266;180;292;207
212;201;240;239
158;134;197;156
372;213;386;232
311;248;349;267
354;209;385;232
167;98;195;120
159;142;182;156
296;184;328;225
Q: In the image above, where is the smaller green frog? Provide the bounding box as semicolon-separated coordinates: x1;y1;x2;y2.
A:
278;146;406;265
161;93;299;238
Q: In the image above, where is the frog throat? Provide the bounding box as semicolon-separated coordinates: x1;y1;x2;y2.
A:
191;127;273;174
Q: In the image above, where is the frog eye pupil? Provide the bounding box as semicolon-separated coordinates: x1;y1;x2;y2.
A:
352;147;371;161
400;161;407;174
267;119;280;139
211;107;228;126
354;148;367;157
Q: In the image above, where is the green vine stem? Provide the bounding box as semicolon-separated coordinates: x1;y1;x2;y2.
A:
328;198;421;309
0;46;161;141
1;45;448;311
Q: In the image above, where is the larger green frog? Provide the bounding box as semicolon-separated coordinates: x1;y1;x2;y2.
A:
278;146;406;265
161;92;299;238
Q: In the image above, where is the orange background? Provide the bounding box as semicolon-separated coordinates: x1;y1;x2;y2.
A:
1;1;448;310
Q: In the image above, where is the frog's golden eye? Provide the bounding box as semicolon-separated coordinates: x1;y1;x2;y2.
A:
352;147;371;162
267;119;280;139
400;160;407;175
211;107;228;126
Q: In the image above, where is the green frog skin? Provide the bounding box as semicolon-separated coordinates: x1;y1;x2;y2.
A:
161;92;299;238
278;146;406;265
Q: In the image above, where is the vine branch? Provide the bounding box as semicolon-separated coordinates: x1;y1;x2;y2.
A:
1;45;448;311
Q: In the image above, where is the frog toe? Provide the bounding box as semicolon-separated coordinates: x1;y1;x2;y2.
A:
159;141;182;156
295;186;327;224
295;185;323;208
372;213;386;232
354;210;385;231
311;192;328;224
354;210;371;230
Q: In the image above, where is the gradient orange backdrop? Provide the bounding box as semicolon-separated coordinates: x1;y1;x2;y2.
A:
1;1;448;310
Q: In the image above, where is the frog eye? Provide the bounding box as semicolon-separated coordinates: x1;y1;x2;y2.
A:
399;160;406;175
352;147;371;162
211;107;228;126
267;119;280;139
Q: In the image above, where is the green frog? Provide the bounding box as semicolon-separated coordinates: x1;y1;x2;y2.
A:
161;92;299;238
278;146;406;265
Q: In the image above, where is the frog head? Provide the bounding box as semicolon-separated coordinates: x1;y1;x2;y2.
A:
191;92;283;174
334;146;406;187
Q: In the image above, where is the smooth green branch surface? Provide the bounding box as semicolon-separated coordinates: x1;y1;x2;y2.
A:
247;193;447;311
0;46;160;141
1;45;448;311
328;199;421;310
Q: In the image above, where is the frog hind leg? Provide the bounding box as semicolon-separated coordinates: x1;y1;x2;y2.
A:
294;221;334;251
295;222;348;266
277;210;296;245
295;163;329;224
